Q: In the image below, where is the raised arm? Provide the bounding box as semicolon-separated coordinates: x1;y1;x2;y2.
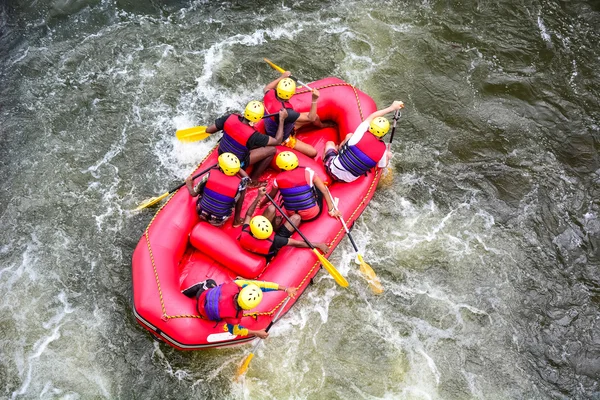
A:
242;187;266;225
265;108;289;146
264;71;291;93
364;101;404;125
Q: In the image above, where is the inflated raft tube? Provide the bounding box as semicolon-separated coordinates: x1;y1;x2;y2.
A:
132;77;380;350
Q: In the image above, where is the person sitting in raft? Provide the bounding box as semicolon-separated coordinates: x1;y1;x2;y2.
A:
185;152;248;227
238;187;329;262
322;100;405;182
262;72;331;158
182;279;297;339
205;101;288;186
261;151;341;222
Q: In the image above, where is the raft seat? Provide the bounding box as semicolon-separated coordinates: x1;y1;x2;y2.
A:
188;221;267;280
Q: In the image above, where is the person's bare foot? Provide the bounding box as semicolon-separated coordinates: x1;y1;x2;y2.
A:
232;218;244;227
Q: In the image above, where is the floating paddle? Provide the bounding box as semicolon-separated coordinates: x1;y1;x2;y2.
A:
133;164;216;211
264;193;348;287
176;113;280;143
380;109;401;187
325;189;383;294
263;58;313;90
236;297;291;380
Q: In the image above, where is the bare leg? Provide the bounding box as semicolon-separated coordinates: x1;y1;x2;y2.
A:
292;139;317;158
232;189;246;227
283;213;301;232
295;113;336;131
248;147;276;183
263;204;277;222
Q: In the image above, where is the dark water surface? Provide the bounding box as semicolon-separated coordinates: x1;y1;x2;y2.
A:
1;0;599;399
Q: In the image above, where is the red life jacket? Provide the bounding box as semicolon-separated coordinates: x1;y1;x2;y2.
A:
199;169;240;218
263;89;292;114
238;225;275;256
219;114;256;161
197;281;242;324
277;167;317;211
263;89;295;139
337;132;386;177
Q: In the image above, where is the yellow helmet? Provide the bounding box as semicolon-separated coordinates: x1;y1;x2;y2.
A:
237;284;263;310
276;151;299;171
250;216;273;239
244;100;265;123
218;152;241;176
369;117;390;137
276;78;296;100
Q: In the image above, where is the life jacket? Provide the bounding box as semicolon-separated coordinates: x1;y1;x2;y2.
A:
337;132;386;177
198;282;241;322
219;114;255;161
198;169;240;218
263;89;295;140
277;167;317;211
238;225;275;256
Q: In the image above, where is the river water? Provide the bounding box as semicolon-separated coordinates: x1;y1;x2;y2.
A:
1;0;599;399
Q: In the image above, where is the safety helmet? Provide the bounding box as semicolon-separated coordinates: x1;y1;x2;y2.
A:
218;152;241;176
237;284;263;310
250;216;273;239
276;78;296;100
244;100;265;123
276;151;299;171
369;117;390;137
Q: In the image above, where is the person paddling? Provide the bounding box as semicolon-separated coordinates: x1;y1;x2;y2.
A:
322;101;404;182
182;279;297;339
262;151;341;222
205;101;288;185
185;153;248;227
238;187;329;261
263;72;331;158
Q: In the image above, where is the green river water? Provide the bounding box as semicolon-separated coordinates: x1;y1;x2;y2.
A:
0;0;599;399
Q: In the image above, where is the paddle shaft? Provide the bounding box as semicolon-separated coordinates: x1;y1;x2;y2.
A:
169;164;216;194
249;297;291;349
265;193;315;250
325;189;360;253
388;109;401;146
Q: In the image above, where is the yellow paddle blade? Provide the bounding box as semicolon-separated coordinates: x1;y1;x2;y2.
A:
263;58;285;74
175;126;210;142
356;254;384;294
314;249;348;287
133;191;169;211
235;352;255;380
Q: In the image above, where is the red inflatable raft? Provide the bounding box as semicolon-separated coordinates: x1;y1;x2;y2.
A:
132;77;383;350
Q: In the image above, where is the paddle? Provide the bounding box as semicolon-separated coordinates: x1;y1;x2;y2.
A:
133;164;216;211
263;58;313;90
176;112;280;143
236;297;291;380
380;109;401;187
325;189;384;294
264;193;348;287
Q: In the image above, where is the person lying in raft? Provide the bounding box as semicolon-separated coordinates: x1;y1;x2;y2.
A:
322;100;405;182
182;279;297;339
205;101;288;185
185;152;248;227
261;151;341;222
262;72;332;158
238;187;329;262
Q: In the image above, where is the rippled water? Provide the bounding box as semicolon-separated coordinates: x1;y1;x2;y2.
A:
1;0;599;399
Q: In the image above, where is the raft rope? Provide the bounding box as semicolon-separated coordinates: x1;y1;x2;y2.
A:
143;82;380;322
